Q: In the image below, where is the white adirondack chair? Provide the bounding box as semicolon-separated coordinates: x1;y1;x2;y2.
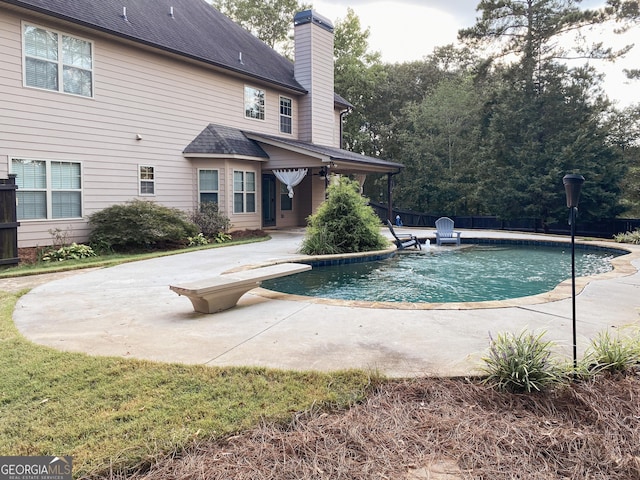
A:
435;217;461;246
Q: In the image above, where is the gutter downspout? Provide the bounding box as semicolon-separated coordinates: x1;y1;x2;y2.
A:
339;107;352;149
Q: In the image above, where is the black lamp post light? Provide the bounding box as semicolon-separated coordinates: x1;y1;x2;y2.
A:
563;173;585;374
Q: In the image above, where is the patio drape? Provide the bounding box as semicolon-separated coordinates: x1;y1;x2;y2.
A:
353;174;366;194
273;168;308;198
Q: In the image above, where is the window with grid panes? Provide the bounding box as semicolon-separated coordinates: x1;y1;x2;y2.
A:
244;86;265;120
198;169;219;205
233;171;256;213
11;158;82;220
23;23;93;97
279;96;292;134
139;166;155;195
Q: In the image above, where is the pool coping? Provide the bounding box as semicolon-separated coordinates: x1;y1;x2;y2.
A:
226;238;640;310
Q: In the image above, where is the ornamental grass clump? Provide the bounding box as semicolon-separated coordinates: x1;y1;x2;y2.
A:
613;228;640;244
585;329;640;374
482;330;564;393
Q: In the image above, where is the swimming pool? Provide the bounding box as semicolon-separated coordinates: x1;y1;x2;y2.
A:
262;243;623;303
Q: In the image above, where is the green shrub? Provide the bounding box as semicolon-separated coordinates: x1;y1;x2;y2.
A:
613;228;640;244
41;243;96;262
300;177;388;255
187;233;209;247
481;331;565;393
190;201;231;238
585;329;640;374
213;232;232;243
88;199;199;251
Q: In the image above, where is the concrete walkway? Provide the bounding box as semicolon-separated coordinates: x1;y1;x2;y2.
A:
6;229;640;377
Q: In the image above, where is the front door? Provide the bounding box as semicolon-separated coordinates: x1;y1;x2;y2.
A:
262;174;276;227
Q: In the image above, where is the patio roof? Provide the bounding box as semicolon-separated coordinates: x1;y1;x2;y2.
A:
183;124;403;174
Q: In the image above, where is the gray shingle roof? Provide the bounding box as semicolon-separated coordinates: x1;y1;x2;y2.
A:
184;124;403;171
183;124;268;157
3;0;305;92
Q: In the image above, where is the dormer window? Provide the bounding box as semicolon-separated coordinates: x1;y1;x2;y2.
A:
244;86;265;120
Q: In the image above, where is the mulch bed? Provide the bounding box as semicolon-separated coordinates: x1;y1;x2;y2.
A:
104;374;640;480
17;247;39;265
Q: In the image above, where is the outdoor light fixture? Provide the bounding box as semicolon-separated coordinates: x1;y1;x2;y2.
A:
563;174;584;209
563;173;584;375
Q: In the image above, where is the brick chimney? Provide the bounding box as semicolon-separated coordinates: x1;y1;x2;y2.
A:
293;10;334;147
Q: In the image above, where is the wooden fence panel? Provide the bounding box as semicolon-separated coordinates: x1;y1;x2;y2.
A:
0;175;20;267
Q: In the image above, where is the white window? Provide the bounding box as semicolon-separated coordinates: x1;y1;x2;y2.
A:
23;23;93;97
198;169;219;204
139;166;155;195
279;96;292;134
11;158;82;220
233;170;256;213
280;183;292;211
244;86;265;120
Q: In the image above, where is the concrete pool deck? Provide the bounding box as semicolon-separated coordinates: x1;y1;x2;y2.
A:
6;229;640;377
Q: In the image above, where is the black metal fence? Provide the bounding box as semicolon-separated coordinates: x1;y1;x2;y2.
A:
371;202;640;239
0;175;19;267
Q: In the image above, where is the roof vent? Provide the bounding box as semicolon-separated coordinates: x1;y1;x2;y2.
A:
122;6;127;21
238;52;244;65
169;6;174;18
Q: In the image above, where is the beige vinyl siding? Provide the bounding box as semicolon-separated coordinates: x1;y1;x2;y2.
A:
0;10;299;246
308;24;335;146
293;20;334;147
260;144;323;171
226;160;261;230
294;24;313;144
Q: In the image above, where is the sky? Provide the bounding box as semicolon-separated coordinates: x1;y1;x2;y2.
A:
312;0;638;107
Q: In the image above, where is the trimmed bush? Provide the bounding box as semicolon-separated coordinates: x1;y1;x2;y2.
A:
190;201;231;239
300;177;388;255
88;199;198;251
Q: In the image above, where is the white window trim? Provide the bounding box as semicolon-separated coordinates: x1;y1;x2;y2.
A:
244;85;265;121
279;95;293;134
233;170;257;214
197;168;220;205
22;21;95;98
10;156;83;221
138;165;156;196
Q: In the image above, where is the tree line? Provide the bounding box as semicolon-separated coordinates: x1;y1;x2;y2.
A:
212;0;640;225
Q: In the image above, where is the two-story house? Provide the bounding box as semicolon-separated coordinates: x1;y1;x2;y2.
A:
0;0;403;248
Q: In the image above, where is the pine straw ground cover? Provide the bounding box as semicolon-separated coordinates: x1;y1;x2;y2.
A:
106;374;640;480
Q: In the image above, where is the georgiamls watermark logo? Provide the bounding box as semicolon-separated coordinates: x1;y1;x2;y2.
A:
0;456;72;480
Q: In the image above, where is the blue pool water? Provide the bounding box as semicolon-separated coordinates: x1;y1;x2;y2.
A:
262;244;621;303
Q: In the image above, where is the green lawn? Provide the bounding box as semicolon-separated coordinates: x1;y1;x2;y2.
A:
0;245;377;477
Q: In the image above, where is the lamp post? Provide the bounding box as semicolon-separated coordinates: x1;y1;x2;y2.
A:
563;174;584;374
